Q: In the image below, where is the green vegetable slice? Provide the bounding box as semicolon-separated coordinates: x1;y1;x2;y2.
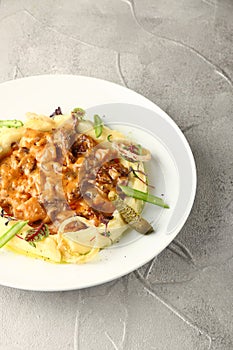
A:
0;221;28;248
119;185;169;208
0;120;23;128
93;114;103;138
72;107;86;119
107;134;113;142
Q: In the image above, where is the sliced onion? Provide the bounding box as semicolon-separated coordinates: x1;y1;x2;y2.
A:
112;141;151;162
58;216;105;248
58;216;126;248
76;120;94;134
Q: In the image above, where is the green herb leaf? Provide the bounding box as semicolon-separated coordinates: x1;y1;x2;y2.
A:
0;120;24;128
0;221;28;248
94;114;103;138
25;223;49;247
119;185;169;208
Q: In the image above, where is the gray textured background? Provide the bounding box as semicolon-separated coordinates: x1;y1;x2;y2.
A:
0;1;233;349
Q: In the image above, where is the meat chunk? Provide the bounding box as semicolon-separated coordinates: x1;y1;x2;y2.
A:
14;197;47;222
71;134;97;158
0;127;130;230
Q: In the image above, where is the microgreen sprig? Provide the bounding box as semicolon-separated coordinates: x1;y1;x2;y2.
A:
25;223;50;248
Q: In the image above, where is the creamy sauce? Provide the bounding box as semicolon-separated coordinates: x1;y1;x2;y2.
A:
0;114;147;263
0;126;129;232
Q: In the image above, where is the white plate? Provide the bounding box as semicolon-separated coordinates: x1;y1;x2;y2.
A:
0;75;196;291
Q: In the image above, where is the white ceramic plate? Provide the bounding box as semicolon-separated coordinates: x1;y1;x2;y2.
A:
0;75;196;291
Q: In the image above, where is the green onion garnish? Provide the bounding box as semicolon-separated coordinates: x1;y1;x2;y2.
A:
94;114;103;138
0;120;23;128
107;134;113;142
0;221;28;248
119;185;169;208
72;108;86;119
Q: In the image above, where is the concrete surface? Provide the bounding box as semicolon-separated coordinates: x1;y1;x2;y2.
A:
0;0;233;349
